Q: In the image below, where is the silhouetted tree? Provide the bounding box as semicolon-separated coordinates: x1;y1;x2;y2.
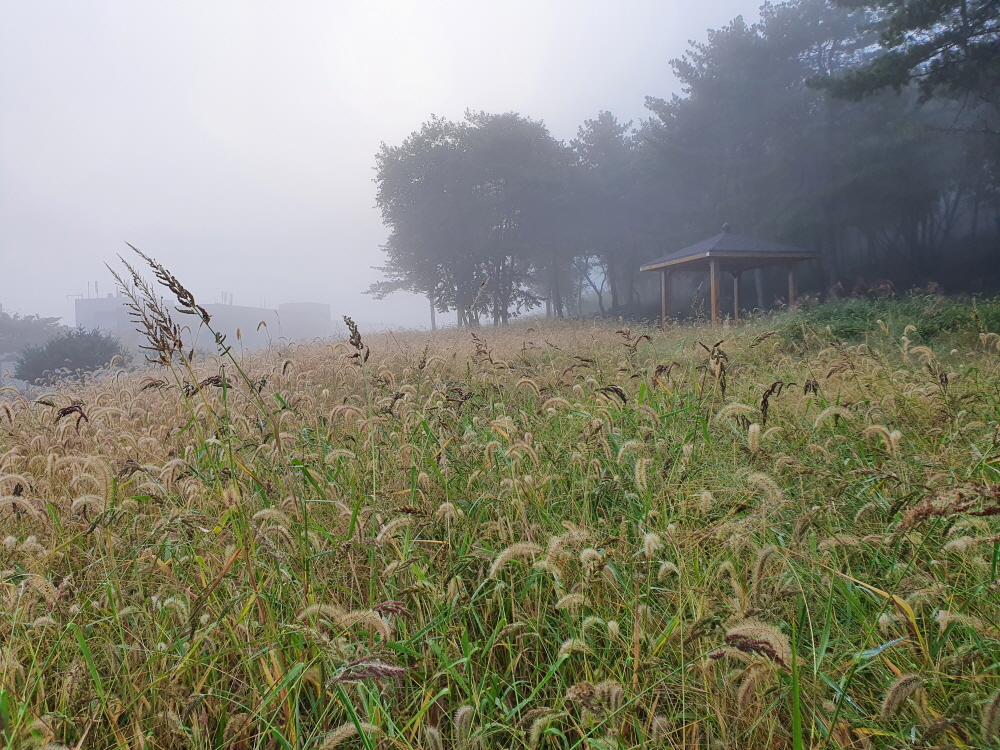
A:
0;310;66;357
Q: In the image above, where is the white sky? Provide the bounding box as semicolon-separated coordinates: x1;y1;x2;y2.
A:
0;0;761;329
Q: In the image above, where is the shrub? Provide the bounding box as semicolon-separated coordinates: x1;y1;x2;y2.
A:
777;294;1000;346
14;327;130;383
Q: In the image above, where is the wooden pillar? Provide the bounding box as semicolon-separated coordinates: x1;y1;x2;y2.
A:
787;264;798;311
660;269;670;326
709;260;719;326
732;272;740;322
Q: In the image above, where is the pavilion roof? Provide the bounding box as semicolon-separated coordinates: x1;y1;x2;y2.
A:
640;230;817;274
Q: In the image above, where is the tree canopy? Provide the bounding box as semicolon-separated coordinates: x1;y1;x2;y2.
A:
370;0;1000;325
820;0;1000;120
0;310;65;357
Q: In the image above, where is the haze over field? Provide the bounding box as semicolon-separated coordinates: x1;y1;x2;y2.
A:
0;0;760;328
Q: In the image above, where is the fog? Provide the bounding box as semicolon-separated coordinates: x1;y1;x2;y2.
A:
0;0;760;329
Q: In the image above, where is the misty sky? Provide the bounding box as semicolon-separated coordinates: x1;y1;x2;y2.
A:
1;1;761;329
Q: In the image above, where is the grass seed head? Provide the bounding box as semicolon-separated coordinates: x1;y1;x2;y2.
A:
528;711;559;750
658;561;679;578
558;638;590;657
423;724;444;750
454;705;474;748
715;402;755;422
814;406;853;429
650;714;670;741
221;487;240;508
436;502;461;521
983;689;1000;742
698;490;714;513
642;532;663;559
251;507;292;526
880;673;922;719
555;593;586;611
488;543;543;578
579;548;603;570
318;722;379;750
595;680;624;713
737;664;772;712
747;472;784;504
376;514;414;544
634;457;651;491
724;621;792;669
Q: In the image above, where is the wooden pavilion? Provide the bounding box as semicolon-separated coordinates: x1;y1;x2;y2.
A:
640;225;818;325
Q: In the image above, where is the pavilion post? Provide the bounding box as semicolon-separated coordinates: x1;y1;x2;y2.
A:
732;272;740;322
660;269;670;326
709;260;719;326
787;263;798;311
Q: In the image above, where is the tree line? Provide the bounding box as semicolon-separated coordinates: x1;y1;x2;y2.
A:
369;0;1000;325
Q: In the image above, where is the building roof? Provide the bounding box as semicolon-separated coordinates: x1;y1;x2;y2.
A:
640;228;817;273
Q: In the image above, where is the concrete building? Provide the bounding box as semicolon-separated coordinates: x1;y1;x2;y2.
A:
75;294;136;339
75;295;339;351
197;302;338;350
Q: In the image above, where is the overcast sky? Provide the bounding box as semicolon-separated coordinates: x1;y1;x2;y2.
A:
0;0;762;329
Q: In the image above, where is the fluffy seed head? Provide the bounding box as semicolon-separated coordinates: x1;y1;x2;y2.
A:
375;514;413;545
983;689;1000;742
642;532;663;560
454;705;474;748
557;638;590;657
880;674;922;719
318;722;380;750
747;472;784;504
579;548;603;570
724;621;792;669
489;543;543;578
70;494;106;516
650;714;670;741
435;502;461;522
698;490;713;512
423;725;443;750
658;561;679;578
251;508;292;526
555;593;586;611
634;457;651;492
814;406;853;429
715;402;755;422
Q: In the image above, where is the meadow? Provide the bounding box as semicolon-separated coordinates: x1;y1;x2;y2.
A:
2;261;1000;749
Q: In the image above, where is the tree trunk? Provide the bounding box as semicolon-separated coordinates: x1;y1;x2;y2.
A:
608;258;620;312
551;260;564;319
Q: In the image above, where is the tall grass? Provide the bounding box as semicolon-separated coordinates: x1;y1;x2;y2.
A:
1;257;1000;748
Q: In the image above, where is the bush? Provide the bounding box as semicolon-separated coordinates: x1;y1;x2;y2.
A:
14;328;130;383
776;294;1000;346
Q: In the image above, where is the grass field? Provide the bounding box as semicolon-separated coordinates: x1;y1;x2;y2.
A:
2;263;1000;749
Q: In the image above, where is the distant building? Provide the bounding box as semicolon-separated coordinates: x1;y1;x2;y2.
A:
75;295;339;351
199;302;338;349
75;294;137;345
